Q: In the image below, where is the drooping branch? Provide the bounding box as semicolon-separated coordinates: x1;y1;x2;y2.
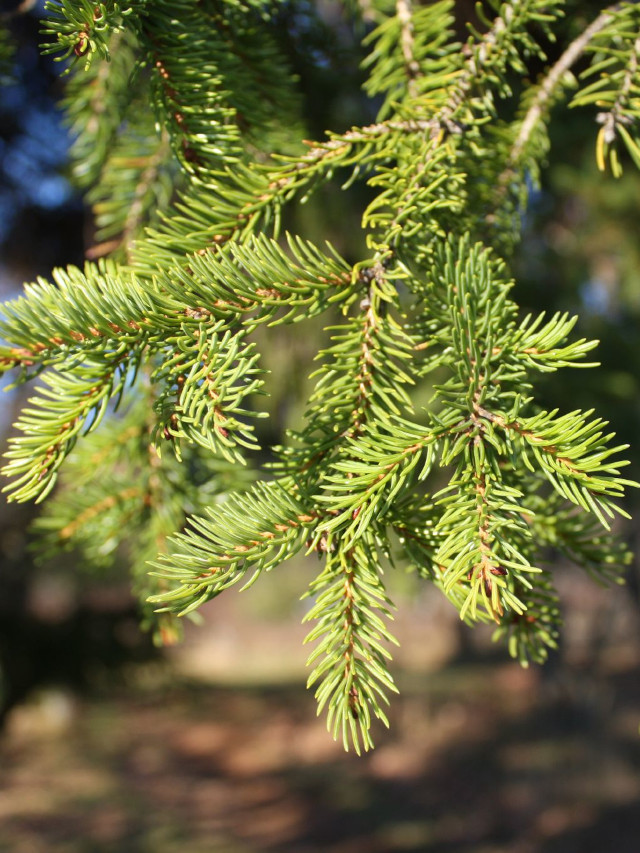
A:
495;6;617;197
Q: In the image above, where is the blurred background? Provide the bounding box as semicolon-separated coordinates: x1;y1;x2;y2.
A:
0;1;639;851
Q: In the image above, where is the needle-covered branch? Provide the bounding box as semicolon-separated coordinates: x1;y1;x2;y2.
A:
0;234;356;378
1;0;638;753
149;479;314;615
304;532;399;754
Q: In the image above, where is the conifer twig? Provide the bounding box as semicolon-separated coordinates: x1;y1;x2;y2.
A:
499;6;617;189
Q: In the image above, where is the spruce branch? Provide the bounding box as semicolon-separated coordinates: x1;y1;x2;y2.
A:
2;352;135;502
480;406;635;527
316;420;437;548
304;534;399;754
570;2;640;175
593;33;640;174
509;7;616;168
490;4;620;218
41;0;135;67
150;321;265;463
434;465;539;625
373;0;567;251
149;479;315;615
134;117;460;271
139;0;242;172
0;234;356;376
1;0;638;752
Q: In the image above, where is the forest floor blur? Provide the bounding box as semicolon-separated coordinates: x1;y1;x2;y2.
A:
1;565;640;853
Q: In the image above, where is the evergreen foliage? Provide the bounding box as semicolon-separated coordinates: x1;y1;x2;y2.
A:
1;0;639;753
